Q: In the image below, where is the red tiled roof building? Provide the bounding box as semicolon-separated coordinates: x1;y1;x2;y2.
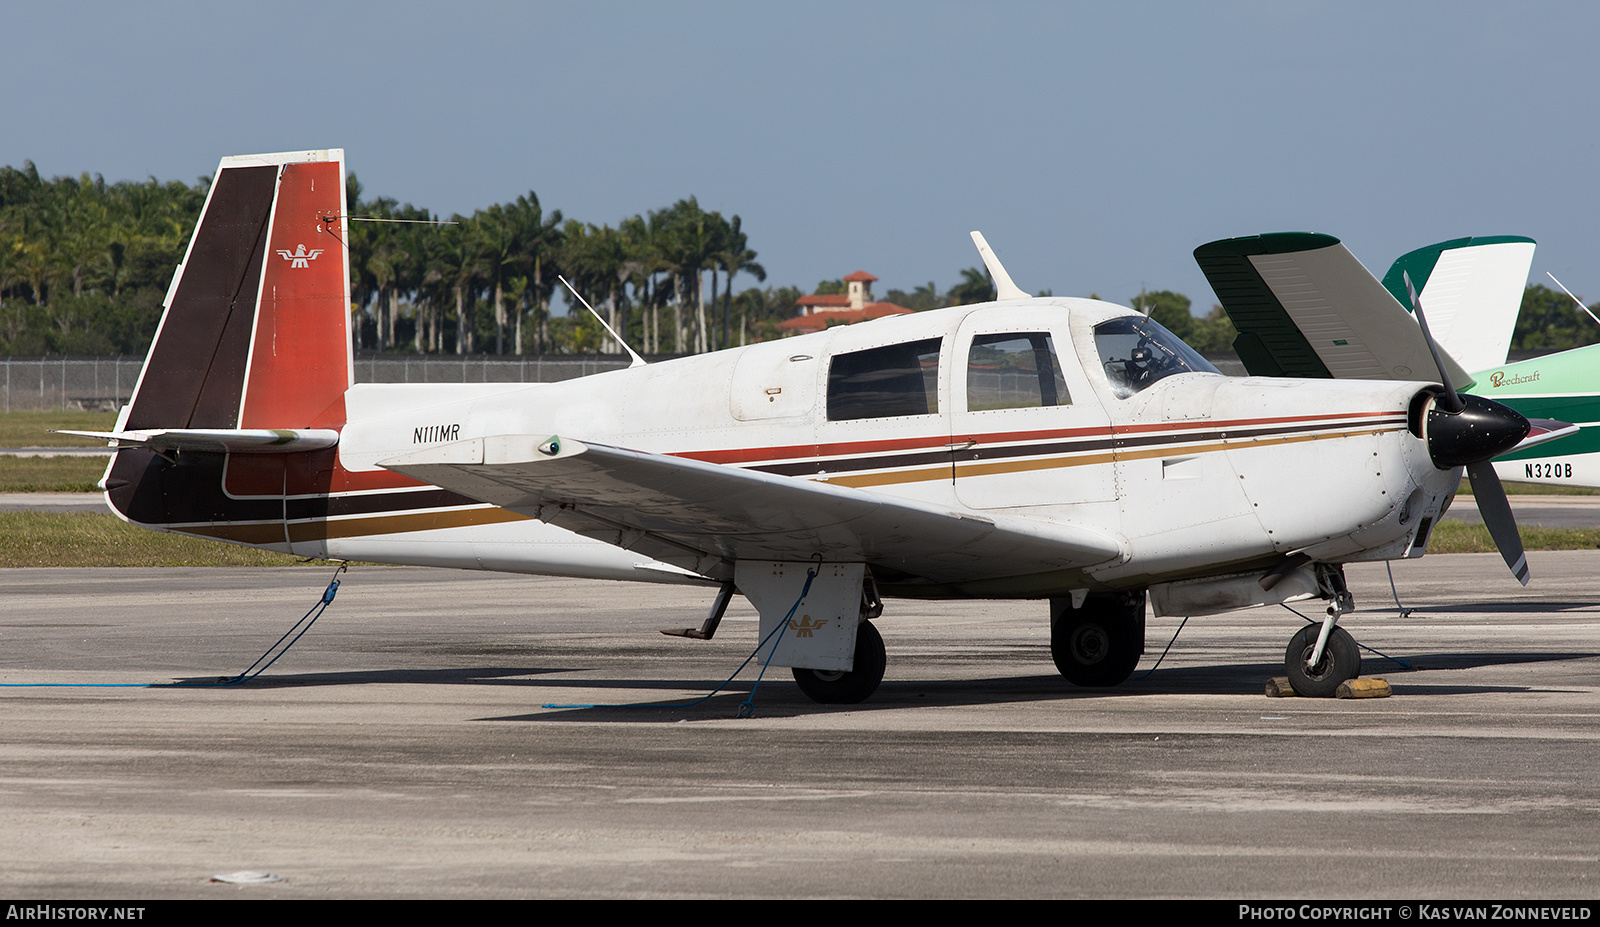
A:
778;270;913;335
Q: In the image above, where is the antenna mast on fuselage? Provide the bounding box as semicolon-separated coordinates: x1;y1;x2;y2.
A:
559;275;647;367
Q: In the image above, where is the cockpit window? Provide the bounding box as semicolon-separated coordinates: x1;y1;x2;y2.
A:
1093;316;1220;399
827;338;942;420
966;333;1070;411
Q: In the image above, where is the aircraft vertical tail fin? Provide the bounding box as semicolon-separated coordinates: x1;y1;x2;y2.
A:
1380;236;1535;372
124;149;352;432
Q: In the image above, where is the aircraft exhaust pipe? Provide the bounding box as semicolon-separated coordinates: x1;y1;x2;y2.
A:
1423;392;1530;469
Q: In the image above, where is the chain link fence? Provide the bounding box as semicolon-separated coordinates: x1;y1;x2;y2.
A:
1;355;640;412
5;350;1263;414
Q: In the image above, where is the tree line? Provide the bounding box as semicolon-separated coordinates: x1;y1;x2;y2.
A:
0;162;204;354
3;160;1597;359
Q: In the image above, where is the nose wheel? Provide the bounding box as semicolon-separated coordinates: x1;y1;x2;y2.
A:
1285;624;1360;697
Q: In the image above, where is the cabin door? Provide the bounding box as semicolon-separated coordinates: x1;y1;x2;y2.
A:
948;306;1117;509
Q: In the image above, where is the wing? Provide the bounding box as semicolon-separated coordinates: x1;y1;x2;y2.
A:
1195;233;1476;388
378;435;1126;585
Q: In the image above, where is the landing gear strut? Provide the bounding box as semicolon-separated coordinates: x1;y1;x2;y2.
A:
1050;591;1145;687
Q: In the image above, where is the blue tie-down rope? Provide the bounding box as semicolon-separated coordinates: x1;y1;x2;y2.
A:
206;564;346;686
543;566;819;717
1;564;346;689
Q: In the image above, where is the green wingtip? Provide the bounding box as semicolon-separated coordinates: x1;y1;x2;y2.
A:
1193;232;1341;260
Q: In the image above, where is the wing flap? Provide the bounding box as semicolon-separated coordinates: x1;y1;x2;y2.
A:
378;435;1127;584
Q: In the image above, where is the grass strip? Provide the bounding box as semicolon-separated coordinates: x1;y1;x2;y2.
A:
0;411;118;447
0;455;108;492
0;512;305;567
1457;477;1600;496
1426;520;1600;554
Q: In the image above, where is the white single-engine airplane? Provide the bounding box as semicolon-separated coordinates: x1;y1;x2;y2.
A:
77;150;1545;702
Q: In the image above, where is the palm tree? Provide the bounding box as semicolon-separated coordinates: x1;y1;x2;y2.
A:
948;267;994;306
363;197;404;349
617;214;665;354
559;221;633;354
716;215;764;352
432;219;482;354
651;198;724;353
509;193;561;354
474;197;560;354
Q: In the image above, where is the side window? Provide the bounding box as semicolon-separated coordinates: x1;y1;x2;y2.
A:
827;338;942;420
966;333;1071;411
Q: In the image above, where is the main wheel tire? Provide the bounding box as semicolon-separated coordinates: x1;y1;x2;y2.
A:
792;621;886;704
1051;596;1142;687
1285;624;1360;698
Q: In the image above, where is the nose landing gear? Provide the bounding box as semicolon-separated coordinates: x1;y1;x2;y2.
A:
1285;564;1362;697
1285;624;1361;697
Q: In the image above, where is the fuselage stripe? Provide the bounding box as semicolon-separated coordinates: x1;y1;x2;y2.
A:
742;415;1406;479
161;505;532;544
674;408;1403;467
135;414;1409;534
806;425;1404;489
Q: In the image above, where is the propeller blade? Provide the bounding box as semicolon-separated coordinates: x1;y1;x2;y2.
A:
1404;270;1463;413
1405;271;1530;584
1467;461;1530;586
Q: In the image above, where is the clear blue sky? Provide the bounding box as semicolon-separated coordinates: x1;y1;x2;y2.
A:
5;1;1596;316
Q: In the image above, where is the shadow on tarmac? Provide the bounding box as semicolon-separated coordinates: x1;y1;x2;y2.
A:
137;649;1592;721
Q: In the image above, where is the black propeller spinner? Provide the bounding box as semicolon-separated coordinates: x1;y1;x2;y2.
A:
1404;271;1531;585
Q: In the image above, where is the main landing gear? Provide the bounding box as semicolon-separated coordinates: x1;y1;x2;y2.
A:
1050;591;1146;687
791;573;886;704
791;621;886;704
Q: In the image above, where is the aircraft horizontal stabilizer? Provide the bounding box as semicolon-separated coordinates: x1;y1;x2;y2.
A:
57;428;340;454
1513;419;1580;454
1195;233;1475;388
378;435;1127;584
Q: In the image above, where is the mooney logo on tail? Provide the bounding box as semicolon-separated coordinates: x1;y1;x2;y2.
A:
276;244;324;268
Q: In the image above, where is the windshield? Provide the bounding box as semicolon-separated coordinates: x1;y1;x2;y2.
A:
1093;315;1220;399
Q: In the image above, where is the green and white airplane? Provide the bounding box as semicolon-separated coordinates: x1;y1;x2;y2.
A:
1467;339;1600;488
1196;233;1594;488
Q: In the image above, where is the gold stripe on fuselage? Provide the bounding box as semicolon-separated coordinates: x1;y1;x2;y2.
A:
828;425;1403;488
162;505;531;544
